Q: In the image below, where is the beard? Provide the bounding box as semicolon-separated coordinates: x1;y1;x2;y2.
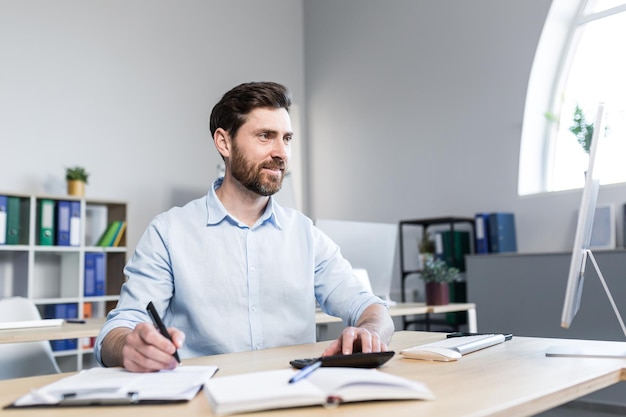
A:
230;145;287;197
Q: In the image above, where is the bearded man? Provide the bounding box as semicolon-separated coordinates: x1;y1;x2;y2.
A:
96;82;393;372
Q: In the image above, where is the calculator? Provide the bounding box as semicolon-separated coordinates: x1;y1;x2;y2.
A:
289;351;395;369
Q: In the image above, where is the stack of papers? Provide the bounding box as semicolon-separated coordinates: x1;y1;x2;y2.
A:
7;366;218;408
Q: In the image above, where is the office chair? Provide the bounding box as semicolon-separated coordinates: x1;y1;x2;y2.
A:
0;297;61;380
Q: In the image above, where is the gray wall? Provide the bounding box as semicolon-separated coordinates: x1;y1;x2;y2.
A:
303;0;626;256
3;3;626;313
0;0;305;251
5;1;625;257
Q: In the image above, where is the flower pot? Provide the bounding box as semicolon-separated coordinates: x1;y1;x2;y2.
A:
67;180;85;197
425;282;450;306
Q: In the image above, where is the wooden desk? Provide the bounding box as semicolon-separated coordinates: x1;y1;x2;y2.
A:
0;318;106;344
3;331;626;416
1;304;477;345
316;302;478;332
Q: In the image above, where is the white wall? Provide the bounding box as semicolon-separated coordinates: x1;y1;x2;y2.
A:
0;0;305;251
4;0;626;258
303;0;626;254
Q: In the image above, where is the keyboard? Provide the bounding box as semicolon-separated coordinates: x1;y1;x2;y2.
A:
400;334;506;360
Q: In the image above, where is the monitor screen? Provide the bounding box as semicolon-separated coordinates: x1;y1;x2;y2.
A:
314;219;397;303
560;102;606;329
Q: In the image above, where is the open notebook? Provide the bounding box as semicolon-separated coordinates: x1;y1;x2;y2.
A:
204;367;434;416
400;334;507;362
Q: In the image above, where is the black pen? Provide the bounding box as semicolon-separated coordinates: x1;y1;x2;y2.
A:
146;301;181;363
288;360;322;384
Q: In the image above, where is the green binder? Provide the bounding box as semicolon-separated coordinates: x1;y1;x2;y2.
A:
96;221;122;247
38;199;55;246
6;197;21;245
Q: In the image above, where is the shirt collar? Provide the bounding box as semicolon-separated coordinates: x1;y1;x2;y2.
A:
206;177;282;230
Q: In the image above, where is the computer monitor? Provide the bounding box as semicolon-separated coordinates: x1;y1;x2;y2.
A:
314;219;397;304
547;102;626;358
560;102;605;329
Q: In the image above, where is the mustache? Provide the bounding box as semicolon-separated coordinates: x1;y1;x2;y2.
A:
261;158;286;171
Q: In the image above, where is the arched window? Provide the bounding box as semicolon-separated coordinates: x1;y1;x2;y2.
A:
519;0;626;196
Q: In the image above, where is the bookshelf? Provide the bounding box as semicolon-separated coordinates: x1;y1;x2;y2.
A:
398;217;475;330
0;191;127;372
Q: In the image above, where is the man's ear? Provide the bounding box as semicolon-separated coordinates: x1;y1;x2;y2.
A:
213;128;231;159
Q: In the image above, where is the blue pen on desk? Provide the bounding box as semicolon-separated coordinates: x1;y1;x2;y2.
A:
289;360;322;384
146;302;181;363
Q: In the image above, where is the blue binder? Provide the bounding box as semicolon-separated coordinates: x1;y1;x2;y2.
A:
84;252;106;296
474;213;491;254
44;303;79;351
69;201;81;246
488;212;517;253
56;201;71;246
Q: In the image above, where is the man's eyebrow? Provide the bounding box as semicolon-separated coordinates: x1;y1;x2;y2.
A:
254;128;294;137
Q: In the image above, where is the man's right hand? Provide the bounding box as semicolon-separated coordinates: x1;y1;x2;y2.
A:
101;323;185;372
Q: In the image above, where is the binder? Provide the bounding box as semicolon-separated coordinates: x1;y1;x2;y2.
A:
44;303;78;351
439;230;470;271
69;201;81;246
474;213;490;254
6;196;22;245
94;252;106;296
44;304;68;351
0;195;7;245
96;221;122;246
112;221;127;247
84;253;97;297
488;212;517;253
40;199;56;246
84;252;106;296
55;200;70;246
65;303;78;350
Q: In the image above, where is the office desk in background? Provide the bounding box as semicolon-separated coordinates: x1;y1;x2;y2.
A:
0;303;477;345
0;318;106;345
2;331;626;417
316;302;478;332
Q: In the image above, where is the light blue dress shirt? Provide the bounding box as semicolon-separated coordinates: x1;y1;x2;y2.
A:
95;178;385;364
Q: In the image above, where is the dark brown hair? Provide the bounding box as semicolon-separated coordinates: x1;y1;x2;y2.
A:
209;81;292;138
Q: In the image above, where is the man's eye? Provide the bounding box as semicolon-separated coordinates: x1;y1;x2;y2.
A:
284;135;293;143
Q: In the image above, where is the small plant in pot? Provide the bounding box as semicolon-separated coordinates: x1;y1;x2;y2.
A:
417;232;436;269
66;166;89;197
420;254;460;305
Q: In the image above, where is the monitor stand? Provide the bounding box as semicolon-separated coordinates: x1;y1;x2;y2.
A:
546;250;626;358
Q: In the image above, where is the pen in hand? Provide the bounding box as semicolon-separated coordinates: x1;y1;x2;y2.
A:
288;360;322;384
146;301;181;363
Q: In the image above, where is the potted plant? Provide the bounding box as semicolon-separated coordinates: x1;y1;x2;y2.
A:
418;232;436;255
569;104;594;154
417;231;436;269
66;166;89;196
420;254;460;305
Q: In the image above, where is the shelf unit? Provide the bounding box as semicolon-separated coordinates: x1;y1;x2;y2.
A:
0;192;127;372
398;216;475;330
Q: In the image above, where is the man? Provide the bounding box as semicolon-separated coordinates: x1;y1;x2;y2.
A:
95;81;394;372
